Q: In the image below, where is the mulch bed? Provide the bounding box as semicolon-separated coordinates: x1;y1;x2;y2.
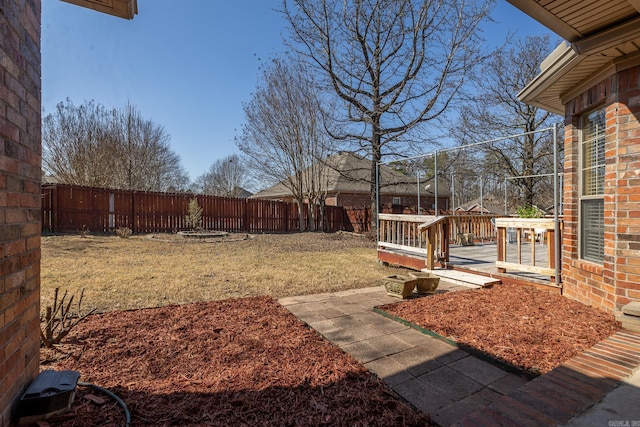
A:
38;297;430;426
378;283;621;376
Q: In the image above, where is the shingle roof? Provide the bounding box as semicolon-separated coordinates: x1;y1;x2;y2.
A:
250;152;451;199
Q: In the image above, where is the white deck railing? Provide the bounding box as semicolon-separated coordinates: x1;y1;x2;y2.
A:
378;214;497;252
494;217;561;283
378;214;430;255
378;214;562;284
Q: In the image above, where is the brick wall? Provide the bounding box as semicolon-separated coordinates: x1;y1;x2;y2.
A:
611;66;640;311
562;66;640;313
0;0;42;424
333;192;449;210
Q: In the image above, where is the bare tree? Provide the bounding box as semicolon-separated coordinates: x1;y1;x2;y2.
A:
43;99;190;192
282;0;495;226
194;154;249;197
237;56;335;231
455;35;561;209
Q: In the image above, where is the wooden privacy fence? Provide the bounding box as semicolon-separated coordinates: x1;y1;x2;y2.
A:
41;184;352;234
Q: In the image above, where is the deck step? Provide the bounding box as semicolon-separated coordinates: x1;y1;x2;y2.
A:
422;268;501;289
622;301;640;317
616;314;640;332
618;302;640;332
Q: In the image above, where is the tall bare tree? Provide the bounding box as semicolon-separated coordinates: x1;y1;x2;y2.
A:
283;0;495;226
43;99;190;192
455;35;561;209
194;154;249;197
237;56;334;231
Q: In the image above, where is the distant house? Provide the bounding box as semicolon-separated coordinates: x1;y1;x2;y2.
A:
455;194;507;215
234;187;253;199
42;175;63;185
509;0;640;317
250;152;451;211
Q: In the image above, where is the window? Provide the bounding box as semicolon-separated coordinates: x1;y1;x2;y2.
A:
580;107;605;263
392;197;401;206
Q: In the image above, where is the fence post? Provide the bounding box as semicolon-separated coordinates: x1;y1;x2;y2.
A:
52;186;58;233
131;191;136;234
243;199;249;232
284;202;289;232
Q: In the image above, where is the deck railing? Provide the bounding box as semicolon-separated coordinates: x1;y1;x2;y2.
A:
449;214;498;242
494;217;562;283
378;214;433;255
378;214;497;252
378;214;451;270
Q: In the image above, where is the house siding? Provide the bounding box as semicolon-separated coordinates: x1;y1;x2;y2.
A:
0;0;42;424
563;66;640;314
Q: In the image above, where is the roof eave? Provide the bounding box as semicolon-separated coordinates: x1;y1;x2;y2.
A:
61;0;138;19
506;0;583;42
518;42;581;115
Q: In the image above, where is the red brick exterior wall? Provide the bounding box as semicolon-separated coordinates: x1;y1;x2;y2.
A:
562;66;640;314
0;0;42;424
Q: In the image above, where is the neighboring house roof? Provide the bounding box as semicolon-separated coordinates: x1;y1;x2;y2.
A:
42;175;64;185
250;152;451;200
508;0;640;114
459;194;506;215
235;187;253;198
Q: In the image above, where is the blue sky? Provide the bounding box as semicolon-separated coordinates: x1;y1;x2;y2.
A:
42;0;552;182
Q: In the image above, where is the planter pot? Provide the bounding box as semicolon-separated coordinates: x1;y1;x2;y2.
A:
408;272;440;294
384;275;416;298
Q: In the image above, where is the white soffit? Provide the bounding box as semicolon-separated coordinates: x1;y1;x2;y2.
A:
510;0;640;113
60;0;138;20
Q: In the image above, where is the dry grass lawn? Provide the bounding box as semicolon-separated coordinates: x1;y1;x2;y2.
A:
41;232;404;314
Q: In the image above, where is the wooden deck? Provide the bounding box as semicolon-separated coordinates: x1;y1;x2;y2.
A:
448;242;553;282
379;242;559;288
377;214;562;289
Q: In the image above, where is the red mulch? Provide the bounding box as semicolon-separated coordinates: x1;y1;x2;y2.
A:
379;283;621;376
38;297;430;427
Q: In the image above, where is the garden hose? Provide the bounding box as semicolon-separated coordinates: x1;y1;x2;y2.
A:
77;381;131;427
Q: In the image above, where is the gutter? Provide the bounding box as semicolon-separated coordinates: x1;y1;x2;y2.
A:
518;15;640;114
517;42;581;115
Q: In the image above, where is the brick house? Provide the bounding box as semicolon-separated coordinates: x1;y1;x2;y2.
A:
508;0;640;319
0;1;136;424
251;151;452;212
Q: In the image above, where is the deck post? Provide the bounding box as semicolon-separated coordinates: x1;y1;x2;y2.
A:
548;228;558;284
426;227;435;270
497;227;506;273
441;218;450;264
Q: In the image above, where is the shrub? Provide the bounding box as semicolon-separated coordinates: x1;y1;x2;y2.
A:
116;227;132;238
40;287;96;348
185;197;203;230
78;224;90;238
516;204;544;218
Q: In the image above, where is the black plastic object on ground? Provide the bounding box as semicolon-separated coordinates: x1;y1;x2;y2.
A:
18;369;80;423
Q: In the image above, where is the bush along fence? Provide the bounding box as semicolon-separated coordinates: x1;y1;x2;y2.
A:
41;184;363;234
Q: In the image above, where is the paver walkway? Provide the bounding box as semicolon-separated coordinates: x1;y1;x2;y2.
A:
458;329;640;426
279;283;529;426
279;285;640;427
